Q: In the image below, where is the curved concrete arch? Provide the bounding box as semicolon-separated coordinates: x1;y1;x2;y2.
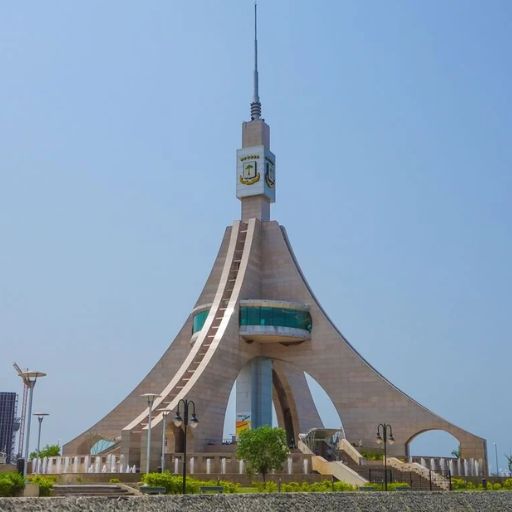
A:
272;360;323;444
406;428;461;447
63;225;234;458
64;217;487;472
257;221;487;464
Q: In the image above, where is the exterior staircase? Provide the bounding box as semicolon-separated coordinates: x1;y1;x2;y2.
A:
124;221;250;436
337;443;450;491
298;430;450;491
297;437;367;487
160;222;248;406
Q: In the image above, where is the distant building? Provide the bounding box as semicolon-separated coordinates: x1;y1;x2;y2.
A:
0;392;18;463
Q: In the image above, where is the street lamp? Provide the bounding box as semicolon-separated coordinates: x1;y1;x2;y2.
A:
19;370;46;477
376;423;394;491
157;409;171;473
141;393;160;474
173;399;199;494
494;442;499;476
33;413;49;454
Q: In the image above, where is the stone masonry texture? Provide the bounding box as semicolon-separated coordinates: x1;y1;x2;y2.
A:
1;493;512;512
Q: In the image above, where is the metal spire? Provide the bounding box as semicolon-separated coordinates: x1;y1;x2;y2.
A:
250;2;262;120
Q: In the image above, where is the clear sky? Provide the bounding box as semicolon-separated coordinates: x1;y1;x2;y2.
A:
1;1;511;472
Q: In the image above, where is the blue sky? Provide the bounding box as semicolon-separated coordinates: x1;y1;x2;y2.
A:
1;1;511;472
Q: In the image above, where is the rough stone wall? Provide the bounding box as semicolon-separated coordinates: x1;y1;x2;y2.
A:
1;493;512;512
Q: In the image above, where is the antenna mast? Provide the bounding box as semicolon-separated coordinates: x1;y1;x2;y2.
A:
250;2;262;120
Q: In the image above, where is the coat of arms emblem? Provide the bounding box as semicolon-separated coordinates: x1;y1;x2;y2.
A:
240;160;260;185
265;159;275;188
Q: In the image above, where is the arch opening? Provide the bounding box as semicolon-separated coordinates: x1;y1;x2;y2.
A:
222;362;284;442
407;429;461;458
304;372;343;431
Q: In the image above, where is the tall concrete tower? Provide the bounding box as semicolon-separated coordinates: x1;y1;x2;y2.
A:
235;2;275;434
64;5;486;472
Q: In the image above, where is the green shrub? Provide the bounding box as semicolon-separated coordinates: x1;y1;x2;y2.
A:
308;481;332;492
254;480;277;493
450;478;510;491
28;475;56;497
333;480;357;491
451;478;468;490
360;481;409;491
363;482;380;489
388;482;410;491
280;480;356;493
281;481;302;492
109;478;120;483
360;450;383;461
142;472;240;494
202;479;240;493
142;472;191;494
0;472;25;497
502;478;512;490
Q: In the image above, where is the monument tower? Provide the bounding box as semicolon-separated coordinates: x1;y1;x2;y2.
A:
64;5;486;471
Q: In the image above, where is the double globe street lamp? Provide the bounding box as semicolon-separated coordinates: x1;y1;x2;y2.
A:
173;399;199;494
376;423;394;491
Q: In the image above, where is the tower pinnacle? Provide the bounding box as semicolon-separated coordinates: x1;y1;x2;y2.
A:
251;2;262;120
237;2;274;221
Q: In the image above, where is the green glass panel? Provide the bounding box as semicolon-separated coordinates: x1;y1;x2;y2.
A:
192;310;209;334
239;306;312;332
260;307;273;325
240;306;248;326
247;307;260;325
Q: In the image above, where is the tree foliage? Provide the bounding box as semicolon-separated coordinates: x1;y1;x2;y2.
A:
506;453;512;473
451;446;461;458
30;443;60;459
236;426;289;482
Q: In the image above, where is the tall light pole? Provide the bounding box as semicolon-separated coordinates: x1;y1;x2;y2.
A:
19;370;46;477
494;441;499;476
33;413;49;454
141;393;160;474
157;409;170;472
376;423;394;491
173;399;199;494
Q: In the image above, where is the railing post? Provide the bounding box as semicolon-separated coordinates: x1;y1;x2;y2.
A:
429;470;433;491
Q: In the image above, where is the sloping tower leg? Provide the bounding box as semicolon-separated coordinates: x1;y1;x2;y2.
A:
257;222;487;462
272;360;324;444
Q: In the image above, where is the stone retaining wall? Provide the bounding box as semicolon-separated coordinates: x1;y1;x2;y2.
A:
1;492;512;512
